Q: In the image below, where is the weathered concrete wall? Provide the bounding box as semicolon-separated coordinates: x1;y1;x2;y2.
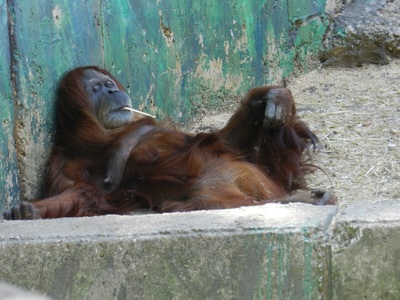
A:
332;201;400;299
2;201;400;299
0;0;20;212
0;0;334;207
3;1;105;207
0;204;338;300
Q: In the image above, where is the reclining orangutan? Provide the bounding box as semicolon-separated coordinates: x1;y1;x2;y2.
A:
3;66;335;220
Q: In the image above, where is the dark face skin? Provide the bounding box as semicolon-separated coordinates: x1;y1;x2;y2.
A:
82;69;134;129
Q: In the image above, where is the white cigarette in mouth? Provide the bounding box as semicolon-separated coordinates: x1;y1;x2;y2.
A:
122;107;156;118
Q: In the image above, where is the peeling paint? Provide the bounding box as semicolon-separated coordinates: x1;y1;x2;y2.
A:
52;5;62;28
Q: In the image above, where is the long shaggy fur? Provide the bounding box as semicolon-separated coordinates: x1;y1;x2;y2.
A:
19;67;325;219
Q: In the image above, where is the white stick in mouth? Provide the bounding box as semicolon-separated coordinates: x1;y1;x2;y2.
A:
122;107;156;118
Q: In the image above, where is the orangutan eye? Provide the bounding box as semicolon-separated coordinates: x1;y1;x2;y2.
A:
92;85;101;93
105;80;114;88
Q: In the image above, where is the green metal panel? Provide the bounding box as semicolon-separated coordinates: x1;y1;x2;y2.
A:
0;0;20;210
9;0;104;199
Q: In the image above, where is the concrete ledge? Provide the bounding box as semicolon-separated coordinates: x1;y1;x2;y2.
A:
0;204;337;299
2;201;400;299
332;201;400;300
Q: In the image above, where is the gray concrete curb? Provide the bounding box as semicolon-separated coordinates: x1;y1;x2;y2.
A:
1;201;399;299
0;203;336;299
331;201;400;299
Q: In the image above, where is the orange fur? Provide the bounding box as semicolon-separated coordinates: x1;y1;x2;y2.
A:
19;67;321;219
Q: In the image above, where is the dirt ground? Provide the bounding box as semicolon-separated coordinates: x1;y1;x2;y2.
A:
185;59;400;207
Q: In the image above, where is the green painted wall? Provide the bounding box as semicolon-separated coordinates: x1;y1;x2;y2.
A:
0;0;20;211
7;0;105;201
0;0;331;207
